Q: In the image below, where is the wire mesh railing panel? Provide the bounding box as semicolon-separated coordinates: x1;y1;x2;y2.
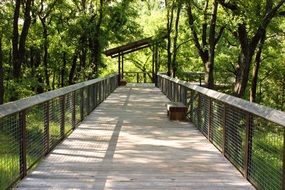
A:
192;91;200;129
210;100;224;151
64;93;73;135
100;82;103;103
83;87;88;117
0;114;20;190
90;84;95;111
248;117;283;190
26;104;45;169
49;97;62;149
225;106;246;173
0;74;118;189
200;95;209;136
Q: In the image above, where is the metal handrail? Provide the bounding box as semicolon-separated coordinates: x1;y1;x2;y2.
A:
0;74;118;189
0;74;118;118
158;73;285;127
157;73;285;190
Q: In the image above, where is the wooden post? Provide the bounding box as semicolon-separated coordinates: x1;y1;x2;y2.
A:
155;45;158;87
244;113;253;178
137;73;139;83
44;101;50;155
19;110;27;179
60;95;65;140
152;45;155;83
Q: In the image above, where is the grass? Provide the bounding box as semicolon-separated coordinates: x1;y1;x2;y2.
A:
0;103;78;189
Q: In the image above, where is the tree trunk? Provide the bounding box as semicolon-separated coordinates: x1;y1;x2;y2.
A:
61;52;67;87
18;0;32;75
34;48;44;93
11;0;32;101
40;18;50;90
205;0;219;89
12;0;21;79
221;0;285;98
0;34;4;104
165;0;174;76
250;32;266;102
171;0;182;78
281;78;285;111
69;53;78;85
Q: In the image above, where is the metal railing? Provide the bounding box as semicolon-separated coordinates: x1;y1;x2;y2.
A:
158;73;285;190
0;74;118;189
123;72;153;83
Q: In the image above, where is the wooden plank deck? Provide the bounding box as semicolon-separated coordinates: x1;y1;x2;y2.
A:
16;86;255;190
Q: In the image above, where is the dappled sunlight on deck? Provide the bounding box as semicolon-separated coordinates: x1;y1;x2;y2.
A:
16;85;255;190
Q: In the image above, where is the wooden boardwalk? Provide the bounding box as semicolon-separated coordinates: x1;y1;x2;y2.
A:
16;86;255;190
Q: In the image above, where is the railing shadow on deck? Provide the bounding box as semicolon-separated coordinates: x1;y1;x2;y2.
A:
157;73;285;190
0;74;119;189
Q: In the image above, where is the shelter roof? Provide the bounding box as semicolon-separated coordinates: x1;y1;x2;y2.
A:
103;37;153;58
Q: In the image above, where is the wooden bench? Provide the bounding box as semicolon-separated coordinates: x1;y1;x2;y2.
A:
166;102;187;121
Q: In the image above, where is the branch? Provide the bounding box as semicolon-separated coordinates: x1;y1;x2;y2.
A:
250;0;285;51
214;26;225;45
177;39;192;50
185;1;203;54
278;11;285;16
217;0;239;12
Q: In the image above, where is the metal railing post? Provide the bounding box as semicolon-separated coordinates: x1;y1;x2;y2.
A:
222;104;227;155
80;89;84;121
190;90;194;122
19;110;27;179
208;98;212;142
60;95;65;140
244;113;253;178
72;92;76;129
44;101;50;155
197;93;201;130
87;86;91;114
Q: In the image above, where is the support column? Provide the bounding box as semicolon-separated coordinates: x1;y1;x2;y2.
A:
152;45;155;83
155;44;159;86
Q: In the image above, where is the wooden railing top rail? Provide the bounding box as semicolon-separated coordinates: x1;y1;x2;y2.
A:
0;74;118;119
158;73;285;127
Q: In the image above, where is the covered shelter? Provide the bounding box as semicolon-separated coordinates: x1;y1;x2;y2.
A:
103;37;159;85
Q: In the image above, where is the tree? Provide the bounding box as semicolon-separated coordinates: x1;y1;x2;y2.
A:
11;0;33;100
186;0;225;89
218;0;285;98
37;0;58;90
165;0;183;77
0;32;3;104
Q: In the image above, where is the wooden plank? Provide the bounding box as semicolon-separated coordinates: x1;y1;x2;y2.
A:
16;86;255;190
